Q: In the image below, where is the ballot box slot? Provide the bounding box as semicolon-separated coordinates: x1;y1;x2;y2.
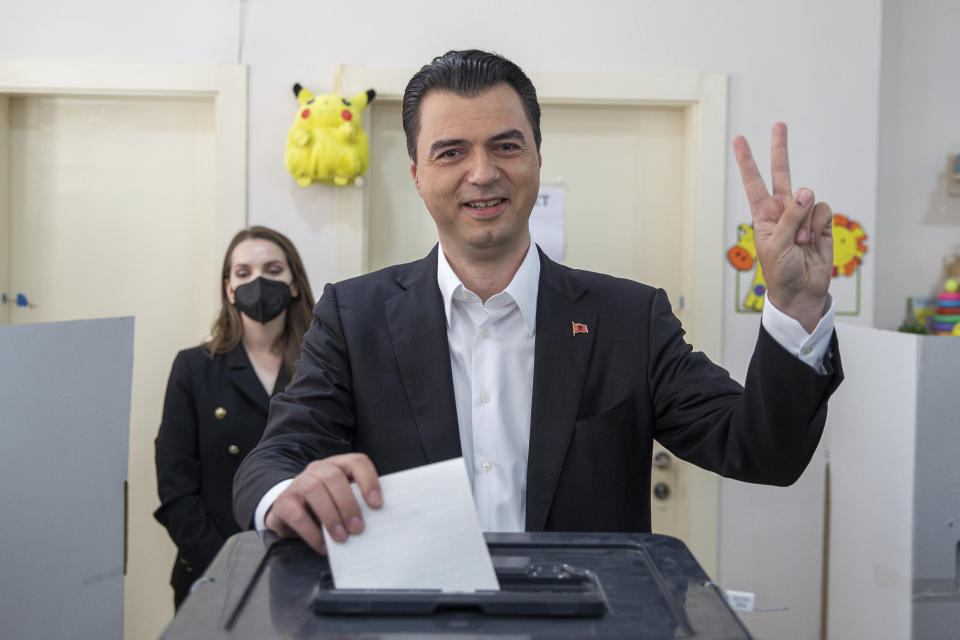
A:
310;560;609;617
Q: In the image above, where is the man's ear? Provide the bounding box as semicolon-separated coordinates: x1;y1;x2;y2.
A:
409;156;421;195
538;152;543;169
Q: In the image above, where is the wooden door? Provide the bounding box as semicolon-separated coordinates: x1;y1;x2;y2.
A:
5;92;220;639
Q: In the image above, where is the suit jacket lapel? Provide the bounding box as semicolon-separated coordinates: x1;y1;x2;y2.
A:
385;246;462;463
526;251;596;531
225;344;270;413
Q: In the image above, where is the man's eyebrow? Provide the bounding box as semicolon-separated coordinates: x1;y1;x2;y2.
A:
489;129;526;143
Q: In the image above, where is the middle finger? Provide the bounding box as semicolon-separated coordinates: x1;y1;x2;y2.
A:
770;122;792;200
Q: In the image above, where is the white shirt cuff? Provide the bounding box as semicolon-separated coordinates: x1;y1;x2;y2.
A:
761;295;835;374
254;478;295;532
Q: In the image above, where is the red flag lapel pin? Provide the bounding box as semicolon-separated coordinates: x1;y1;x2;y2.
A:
572;322;589;336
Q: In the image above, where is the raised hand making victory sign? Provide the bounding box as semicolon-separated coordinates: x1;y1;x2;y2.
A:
733;123;834;332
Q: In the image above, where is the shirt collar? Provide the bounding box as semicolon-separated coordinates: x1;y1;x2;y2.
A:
436;241;540;336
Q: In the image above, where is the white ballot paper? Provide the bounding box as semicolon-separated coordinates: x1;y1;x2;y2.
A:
323;457;500;592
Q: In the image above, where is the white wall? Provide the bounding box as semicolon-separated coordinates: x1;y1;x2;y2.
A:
0;0;883;328
0;1;886;639
875;0;960;330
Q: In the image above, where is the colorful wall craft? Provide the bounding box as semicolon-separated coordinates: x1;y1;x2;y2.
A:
831;214;868;277
727;214;868;314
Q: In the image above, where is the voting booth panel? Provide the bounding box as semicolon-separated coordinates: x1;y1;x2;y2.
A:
827;323;960;639
0;318;133;640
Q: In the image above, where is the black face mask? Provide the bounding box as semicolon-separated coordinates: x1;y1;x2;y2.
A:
233;277;293;324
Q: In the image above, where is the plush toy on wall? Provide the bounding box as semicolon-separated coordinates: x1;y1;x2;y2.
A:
285;82;376;187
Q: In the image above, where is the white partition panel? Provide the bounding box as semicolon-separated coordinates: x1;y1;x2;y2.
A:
0;317;133;640
827;323;960;639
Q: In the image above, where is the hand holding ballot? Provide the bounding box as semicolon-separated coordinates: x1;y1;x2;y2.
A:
268;457;498;593
322;458;499;592
265;452;382;554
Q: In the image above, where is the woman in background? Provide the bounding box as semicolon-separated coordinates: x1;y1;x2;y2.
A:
154;226;314;608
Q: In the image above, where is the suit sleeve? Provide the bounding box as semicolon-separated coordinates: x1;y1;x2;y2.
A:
153;351;225;572
648;289;842;485
233;284;354;529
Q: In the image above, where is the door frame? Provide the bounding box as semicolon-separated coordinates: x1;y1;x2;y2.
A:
334;66;727;574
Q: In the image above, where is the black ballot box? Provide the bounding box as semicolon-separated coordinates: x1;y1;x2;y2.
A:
161;531;753;639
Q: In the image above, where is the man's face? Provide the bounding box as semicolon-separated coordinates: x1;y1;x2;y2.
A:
409;85;542;261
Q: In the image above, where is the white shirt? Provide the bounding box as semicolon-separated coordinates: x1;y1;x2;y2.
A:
254;243;835;532
437;241;540;532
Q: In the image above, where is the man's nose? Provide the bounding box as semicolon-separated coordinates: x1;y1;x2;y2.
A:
467;152;499;185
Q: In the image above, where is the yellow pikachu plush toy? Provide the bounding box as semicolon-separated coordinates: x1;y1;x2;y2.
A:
285;83;376;187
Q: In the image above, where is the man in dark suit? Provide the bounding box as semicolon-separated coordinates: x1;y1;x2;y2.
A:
233;50;841;553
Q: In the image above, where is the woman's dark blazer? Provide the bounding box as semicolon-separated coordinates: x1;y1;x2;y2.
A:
154;342;289;606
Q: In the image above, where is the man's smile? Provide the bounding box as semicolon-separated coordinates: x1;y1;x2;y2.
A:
465;198;505;209
463;198;508;217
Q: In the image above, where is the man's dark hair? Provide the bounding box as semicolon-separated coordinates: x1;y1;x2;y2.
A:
402;49;542;163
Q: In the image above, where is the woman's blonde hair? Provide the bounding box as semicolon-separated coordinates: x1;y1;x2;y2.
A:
206;226;314;376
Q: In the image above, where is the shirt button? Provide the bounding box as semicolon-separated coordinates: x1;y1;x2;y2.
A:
481;328;490;338
801;345;812;355
214;407;227;420
481;462;491;472
480;392;490;403
227;444;240;455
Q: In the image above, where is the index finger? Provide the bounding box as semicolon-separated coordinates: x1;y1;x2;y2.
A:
770;122;792;200
330;453;383;509
733;134;770;208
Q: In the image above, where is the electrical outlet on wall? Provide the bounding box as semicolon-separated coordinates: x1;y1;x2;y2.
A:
725;589;756;612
